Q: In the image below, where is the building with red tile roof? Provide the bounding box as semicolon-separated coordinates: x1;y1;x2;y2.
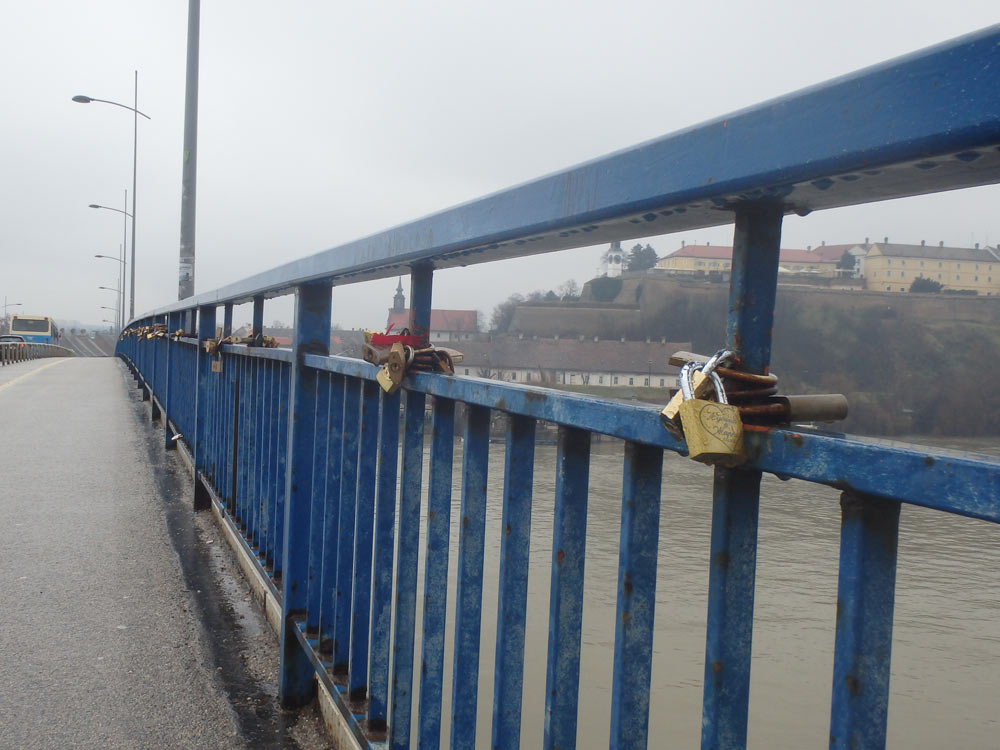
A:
385;279;479;343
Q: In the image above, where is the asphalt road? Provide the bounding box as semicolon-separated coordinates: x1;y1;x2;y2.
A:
0;358;330;749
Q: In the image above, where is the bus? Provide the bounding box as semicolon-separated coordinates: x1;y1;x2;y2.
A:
9;315;60;344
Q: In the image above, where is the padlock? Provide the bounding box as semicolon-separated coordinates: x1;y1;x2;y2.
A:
677;360;746;467
661;349;735;438
375;342;409;394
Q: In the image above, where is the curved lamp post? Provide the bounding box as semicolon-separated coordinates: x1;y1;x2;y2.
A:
94;250;126;329
100;305;119;329
73;72;150;321
90;196;131;327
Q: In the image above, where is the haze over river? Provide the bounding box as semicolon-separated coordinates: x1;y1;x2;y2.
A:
402;433;999;748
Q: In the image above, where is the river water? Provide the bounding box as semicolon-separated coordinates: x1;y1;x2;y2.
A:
403;434;1000;748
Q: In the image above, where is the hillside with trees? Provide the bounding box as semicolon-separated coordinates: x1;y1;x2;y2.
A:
643;284;1000;436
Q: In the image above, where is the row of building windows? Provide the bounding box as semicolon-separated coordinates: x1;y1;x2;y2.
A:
462;367;669;387
876;271;993;283
886;259;993;270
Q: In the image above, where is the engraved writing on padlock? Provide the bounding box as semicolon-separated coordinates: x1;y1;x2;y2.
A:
678;359;747;467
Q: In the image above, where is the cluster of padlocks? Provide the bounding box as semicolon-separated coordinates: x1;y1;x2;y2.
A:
119;323;169;341
661;349;848;466
362;328;463;394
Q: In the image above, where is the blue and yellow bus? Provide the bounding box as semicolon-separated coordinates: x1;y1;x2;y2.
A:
9;315;60;344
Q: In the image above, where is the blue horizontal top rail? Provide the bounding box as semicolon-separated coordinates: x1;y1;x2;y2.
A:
138;25;1000;319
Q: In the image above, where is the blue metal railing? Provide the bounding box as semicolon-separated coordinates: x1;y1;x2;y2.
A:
116;26;1000;750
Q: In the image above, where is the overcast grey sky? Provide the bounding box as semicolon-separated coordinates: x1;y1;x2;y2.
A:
2;1;998;330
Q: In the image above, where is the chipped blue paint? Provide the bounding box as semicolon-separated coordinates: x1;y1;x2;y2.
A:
419;397;456;749
610;442;663;749
349;380;380;702
334;378;362;674
319;374;346;656
389;389;426;750
544;427;591;749
278;282;331;707
450;404;491;750
368;387;401;731
829;493;901;749
491;415;536;749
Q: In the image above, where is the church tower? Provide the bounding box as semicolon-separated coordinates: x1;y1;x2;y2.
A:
392;277;406;313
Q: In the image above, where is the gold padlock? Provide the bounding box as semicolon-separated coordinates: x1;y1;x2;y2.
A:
661;349;734;438
375;342;408;394
677;361;746;467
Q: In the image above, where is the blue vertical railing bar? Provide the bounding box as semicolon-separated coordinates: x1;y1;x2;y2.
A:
543;426;591;750
418;396;457;749
307;373;332;634
252;295;264;339
349;379;381;703
609;441;664;749
208;349;219;487
259;360;273;559
236;355;249;525
702;204;783;750
251;360;267;549
248;357;261;542
334;378;362;676
450;404;492;750
193;305;217;511
264;360;276;563
164;311;182;448
408;264;433;344
229;353;241;514
829;492;901;750
278;281;331;707
320;374;346;655
367;386;401;732
273;364;289;579
223;353;232;497
490;414;536;750
389;389;427;750
150;319;161;420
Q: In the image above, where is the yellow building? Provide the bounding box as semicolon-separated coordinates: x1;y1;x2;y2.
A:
864;242;1000;295
655;244;837;275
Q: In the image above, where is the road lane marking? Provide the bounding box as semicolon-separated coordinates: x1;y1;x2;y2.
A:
0;358;70;394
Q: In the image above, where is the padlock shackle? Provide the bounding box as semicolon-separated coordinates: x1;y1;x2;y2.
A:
679;360;729;404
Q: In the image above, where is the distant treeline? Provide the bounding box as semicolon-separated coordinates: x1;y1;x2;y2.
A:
652;291;1000;437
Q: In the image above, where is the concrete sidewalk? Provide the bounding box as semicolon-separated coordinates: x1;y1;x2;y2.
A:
0;358;329;749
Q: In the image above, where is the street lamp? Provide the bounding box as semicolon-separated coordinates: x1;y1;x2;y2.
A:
2;297;22;334
89;193;131;325
94;247;127;329
73;72;151;320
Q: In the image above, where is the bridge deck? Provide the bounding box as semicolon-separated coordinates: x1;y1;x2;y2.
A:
0;358;329;748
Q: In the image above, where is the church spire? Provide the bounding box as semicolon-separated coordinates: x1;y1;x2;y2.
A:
392;277;406;313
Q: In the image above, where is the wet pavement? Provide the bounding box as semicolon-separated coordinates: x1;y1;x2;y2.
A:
0;358;331;749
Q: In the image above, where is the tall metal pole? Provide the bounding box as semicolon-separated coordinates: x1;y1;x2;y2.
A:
121;188;128;329
130;71;138;320
178;0;201;300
